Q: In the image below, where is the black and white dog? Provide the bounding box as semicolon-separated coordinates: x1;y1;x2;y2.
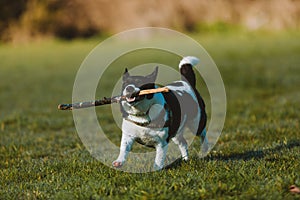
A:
113;56;208;170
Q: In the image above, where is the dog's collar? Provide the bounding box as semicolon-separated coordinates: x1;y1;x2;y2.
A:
125;104;170;128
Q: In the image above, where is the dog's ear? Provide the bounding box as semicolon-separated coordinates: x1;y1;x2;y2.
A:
123;68;130;80
147;66;158;82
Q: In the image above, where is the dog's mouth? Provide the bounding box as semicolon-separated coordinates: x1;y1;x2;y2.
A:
123;87;140;104
125;92;146;104
123;84;152;104
126;96;136;103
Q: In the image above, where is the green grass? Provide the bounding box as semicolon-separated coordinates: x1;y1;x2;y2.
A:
0;31;300;199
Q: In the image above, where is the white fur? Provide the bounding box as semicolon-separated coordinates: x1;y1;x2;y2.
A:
179;56;200;69
113;119;169;169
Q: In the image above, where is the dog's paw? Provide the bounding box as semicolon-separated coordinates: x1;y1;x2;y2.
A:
182;156;189;162
153;163;164;171
112;161;123;168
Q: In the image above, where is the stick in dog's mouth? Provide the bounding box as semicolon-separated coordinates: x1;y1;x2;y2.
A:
138;87;169;96
125;87;170;103
58;87;169;110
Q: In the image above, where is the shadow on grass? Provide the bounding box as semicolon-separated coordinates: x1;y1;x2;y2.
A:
206;139;300;161
164;140;300;170
164;158;184;170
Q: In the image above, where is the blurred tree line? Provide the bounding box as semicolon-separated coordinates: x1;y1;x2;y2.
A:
0;0;299;43
0;0;98;41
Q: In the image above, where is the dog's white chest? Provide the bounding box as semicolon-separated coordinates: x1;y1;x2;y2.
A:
122;119;168;146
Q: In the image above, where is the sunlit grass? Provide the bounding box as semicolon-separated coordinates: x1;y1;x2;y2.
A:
0;31;299;199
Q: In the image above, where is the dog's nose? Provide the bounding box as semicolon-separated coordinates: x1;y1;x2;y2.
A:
125;85;135;94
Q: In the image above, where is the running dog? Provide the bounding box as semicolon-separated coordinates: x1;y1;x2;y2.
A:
113;56;208;170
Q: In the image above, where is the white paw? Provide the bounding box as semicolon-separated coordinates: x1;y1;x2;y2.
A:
182;156;189;162
153;163;164;171
112;160;124;168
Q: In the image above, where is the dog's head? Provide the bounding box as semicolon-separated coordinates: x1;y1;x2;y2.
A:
121;67;158;114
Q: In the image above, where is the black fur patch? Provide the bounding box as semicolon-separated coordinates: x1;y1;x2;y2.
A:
162;90;181;142
180;64;196;88
194;89;207;136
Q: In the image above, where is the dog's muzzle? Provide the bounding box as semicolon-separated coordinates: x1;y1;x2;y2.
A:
124;85;141;103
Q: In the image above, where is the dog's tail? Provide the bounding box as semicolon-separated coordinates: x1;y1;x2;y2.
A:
179;56;207;137
179;56;199;88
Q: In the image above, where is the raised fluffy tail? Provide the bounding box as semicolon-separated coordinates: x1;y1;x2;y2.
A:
179;56;207;137
179;56;199;88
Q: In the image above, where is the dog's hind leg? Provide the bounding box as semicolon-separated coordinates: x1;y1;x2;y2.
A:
172;134;189;161
200;128;209;154
188;116;209;155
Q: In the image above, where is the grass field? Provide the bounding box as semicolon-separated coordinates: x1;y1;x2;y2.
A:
0;31;299;199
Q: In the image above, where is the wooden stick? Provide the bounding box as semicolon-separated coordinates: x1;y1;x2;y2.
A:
58;87;169;110
138;87;169;95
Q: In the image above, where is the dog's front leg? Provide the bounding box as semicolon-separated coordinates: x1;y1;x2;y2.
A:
112;133;135;168
154;141;168;170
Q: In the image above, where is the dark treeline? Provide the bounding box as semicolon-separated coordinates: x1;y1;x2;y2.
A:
1;0;299;43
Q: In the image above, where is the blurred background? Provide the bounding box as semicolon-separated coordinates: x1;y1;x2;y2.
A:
1;1;300;198
1;0;299;43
